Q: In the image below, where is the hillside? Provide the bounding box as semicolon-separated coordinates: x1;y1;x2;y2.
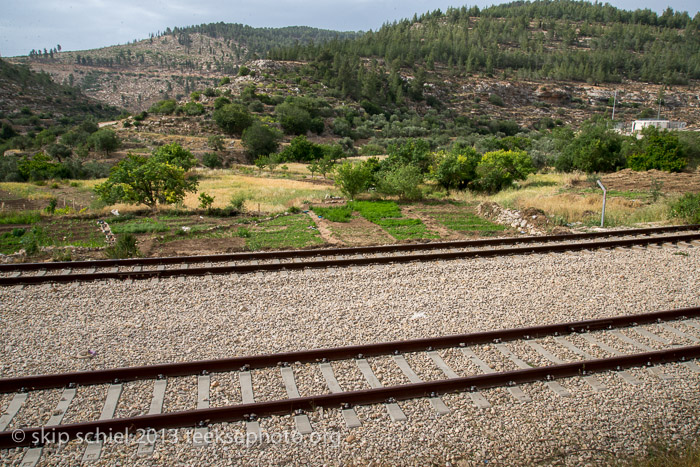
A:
6;1;699;131
2;0;700;170
10;25;359;112
0;59;120;129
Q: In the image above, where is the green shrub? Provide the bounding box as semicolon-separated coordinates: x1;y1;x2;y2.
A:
104;234;141;259
182;102;205;116
670;193;700;224
203;87;218;97
213;103;253;136
334;162;372;200
236;227;251;237
377;165;424;201
213;96;231;110
20;226;46;255
474;150;535;193
627;127;687;172
229;194;249;212
278;135;324;162
202;152;223;169
432;148;480;191
242;123;282;158
557;121;624;173
45;197;58;214
198;192;215;209
148;99;178;115
276;102;312;135
488;94;504;106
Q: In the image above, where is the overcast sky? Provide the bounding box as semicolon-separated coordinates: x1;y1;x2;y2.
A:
1;0;699;58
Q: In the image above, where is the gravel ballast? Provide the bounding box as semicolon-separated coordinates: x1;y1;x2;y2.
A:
0;246;699;465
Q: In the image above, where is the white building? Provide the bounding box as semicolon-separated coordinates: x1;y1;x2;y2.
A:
630;119;686;133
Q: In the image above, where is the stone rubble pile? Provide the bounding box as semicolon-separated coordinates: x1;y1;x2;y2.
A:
476;201;548;235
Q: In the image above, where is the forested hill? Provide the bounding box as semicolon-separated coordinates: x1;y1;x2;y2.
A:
0;59;119;122
167;24;361;60
270;0;700;85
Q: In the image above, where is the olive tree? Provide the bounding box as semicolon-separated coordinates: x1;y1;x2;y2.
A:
95;143;198;209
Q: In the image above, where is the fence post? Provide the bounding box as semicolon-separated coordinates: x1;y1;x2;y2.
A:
596;180;607;227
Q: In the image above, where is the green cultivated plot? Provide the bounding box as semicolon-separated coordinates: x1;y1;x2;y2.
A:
348;200;439;240
246;214;323;250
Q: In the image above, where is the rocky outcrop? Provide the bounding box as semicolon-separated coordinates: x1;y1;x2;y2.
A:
476;202;562;236
535;85;571;104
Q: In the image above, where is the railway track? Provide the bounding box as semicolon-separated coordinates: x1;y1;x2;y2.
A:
1;225;699;286
1;306;699;464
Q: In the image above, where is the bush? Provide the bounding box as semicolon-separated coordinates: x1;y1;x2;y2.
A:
432;148;480;191
384;139;432;173
229;194;249;212
198;192;214;209
213;103;253;136
488;94;504;106
557;121;624;173
626;127;687;172
377;165;424;201
104;234;141;259
149;99;178;115
182;102;205;116
21;226;45;255
670;193;700;224
334;162;372;200
88;128;120;155
207;134;225;151
474;150;535;193
213;96;232;110
360;143;385;156
17;153;61;181
236;227;251;237
45;197;58;214
241;122;282;158
278;135;323;162
202;152;223;169
276;102;312;135
203;87;218;97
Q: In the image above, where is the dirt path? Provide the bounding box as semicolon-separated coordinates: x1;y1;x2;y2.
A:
306;211;343;245
401;205;460;240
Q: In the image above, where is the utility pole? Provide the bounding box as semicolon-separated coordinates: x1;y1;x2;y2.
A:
611;90;617;121
657;87;664;120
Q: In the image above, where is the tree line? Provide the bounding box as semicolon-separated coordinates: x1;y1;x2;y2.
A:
269;0;700;85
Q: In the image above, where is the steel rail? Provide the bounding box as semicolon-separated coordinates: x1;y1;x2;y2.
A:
1;231;699;286
0;224;697;272
2;345;698;449
2;306;698;393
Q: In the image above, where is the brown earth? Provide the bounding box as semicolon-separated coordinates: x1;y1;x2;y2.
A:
0;190;47;211
324;216;396;246
599;169;700;193
306;211;343;245
0;186;97;211
141;237;246;257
